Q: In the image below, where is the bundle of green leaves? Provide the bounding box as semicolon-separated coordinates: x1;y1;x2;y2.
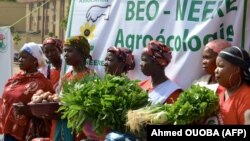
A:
126;84;219;133
59;74;149;134
166;84;219;124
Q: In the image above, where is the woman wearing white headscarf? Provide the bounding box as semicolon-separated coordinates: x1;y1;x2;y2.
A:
0;42;54;140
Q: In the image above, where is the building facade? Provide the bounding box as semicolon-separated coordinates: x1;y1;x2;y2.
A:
0;1;26;32
18;0;70;43
26;0;69;40
0;0;69;51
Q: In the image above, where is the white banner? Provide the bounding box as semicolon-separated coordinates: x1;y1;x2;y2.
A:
0;26;13;97
65;0;250;89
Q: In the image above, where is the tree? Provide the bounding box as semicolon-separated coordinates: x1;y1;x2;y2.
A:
48;32;54;37
13;32;21;45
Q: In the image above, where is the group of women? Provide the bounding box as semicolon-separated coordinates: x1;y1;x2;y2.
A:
1;35;250;141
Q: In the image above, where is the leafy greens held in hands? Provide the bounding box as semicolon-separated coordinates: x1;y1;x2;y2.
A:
126;84;219;134
59;74;150;134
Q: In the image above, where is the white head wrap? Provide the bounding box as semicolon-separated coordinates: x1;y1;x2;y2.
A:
20;42;47;69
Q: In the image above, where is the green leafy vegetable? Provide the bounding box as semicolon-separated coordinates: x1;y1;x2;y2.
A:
126;84;219;133
59;74;149;134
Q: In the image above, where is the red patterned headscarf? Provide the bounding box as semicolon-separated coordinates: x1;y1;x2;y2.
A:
107;46;135;72
206;39;231;54
43;37;63;53
144;40;172;66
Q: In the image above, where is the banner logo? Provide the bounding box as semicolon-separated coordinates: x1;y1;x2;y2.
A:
86;5;111;22
80;4;111;50
80;22;96;40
